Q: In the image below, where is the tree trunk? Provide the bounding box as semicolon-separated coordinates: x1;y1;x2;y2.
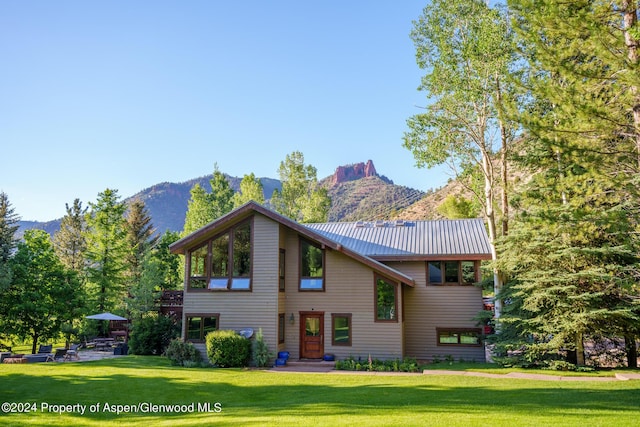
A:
575;332;585;366
31;334;39;355
495;75;509;236
622;2;640;166
625;333;638;368
481;154;503;318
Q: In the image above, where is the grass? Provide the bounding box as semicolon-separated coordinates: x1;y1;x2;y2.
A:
422;361;640;377
1;356;639;426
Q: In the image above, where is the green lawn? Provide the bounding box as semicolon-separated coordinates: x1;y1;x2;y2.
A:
1;356;639;426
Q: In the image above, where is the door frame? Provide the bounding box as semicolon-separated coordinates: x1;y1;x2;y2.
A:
299;311;324;359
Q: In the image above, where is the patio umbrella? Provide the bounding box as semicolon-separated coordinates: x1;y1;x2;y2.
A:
85;312;128;321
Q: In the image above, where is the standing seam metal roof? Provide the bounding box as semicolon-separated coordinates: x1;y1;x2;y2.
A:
304;218;491;258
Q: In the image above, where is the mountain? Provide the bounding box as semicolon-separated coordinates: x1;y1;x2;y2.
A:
321;161;424;221
17;160;427;236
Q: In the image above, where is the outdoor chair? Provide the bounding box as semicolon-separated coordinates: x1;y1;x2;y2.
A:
37;344;52;354
53;349;67;362
65;344;81;361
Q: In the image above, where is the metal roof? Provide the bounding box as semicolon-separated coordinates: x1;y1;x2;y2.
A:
304;218;492;259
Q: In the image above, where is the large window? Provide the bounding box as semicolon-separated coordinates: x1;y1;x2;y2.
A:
375;275;398;322
332;313;352;346
186;314;219;341
436;328;481;346
187;220;252;291
189;244;208;288
299;239;324;290
428;261;478;285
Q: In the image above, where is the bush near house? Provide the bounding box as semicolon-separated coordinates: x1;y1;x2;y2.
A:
335;356;421;372
128;314;180;355
163;339;202;367
206;330;251;367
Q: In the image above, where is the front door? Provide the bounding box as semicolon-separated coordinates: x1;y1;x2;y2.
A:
300;311;324;359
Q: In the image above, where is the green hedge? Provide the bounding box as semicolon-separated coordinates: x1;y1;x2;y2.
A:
206;330;251;367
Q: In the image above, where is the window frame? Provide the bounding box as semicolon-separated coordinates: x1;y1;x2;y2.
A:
436;328;482;347
186;218;253;292
331;313;352;346
278;313;285;344
298;238;325;291
185;313;219;342
427;260;479;286
279;249;286;292
374;274;398;323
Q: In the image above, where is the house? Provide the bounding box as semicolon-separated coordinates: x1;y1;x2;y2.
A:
169;201;492;363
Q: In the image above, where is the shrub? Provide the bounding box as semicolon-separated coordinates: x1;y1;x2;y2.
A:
128;314;180;355
335;356;422;373
164;340;202;367
251;328;273;368
206;330;251;367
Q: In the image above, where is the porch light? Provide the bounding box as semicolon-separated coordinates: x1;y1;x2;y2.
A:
289;313;295;324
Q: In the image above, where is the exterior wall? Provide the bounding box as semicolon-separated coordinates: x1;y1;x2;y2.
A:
390;261;486;362
281;229;404;361
182;214;280;358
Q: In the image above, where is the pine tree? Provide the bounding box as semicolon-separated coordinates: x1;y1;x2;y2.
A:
84;189;128;322
53;198;87;273
0;192;19;289
497;0;640;367
124;199;158;285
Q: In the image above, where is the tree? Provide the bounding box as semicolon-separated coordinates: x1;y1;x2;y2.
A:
499;0;640;367
495;164;640;367
436;194;480;219
0;192;19;289
508;0;640;169
124;199;158;285
403;0;520;317
84;189;128;322
151;230;181;290
182;165;235;236
3;230;85;354
271;151;331;223
232;173;265;207
53;198;87;273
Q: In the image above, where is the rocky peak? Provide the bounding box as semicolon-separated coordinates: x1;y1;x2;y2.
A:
331;160;379;185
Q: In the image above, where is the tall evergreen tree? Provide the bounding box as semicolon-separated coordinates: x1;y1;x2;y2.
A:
84;189;128;323
0;192;19;289
496;0;640;367
271;151;330;223
3;230;85;354
53;198;87;273
124;199;158;285
232;173;265;207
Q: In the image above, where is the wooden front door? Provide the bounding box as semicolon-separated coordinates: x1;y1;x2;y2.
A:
300;311;324;359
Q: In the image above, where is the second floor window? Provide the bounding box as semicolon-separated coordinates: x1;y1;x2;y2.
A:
188;219;252;291
300;238;324;290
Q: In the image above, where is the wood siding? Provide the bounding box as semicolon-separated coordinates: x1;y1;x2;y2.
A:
389;261;486;362
281;228;403;360
182;214;280;356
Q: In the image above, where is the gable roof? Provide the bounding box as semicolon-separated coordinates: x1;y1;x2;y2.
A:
304;219;492;261
169;202;416;286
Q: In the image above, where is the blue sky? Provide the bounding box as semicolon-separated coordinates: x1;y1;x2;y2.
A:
1;1;448;222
